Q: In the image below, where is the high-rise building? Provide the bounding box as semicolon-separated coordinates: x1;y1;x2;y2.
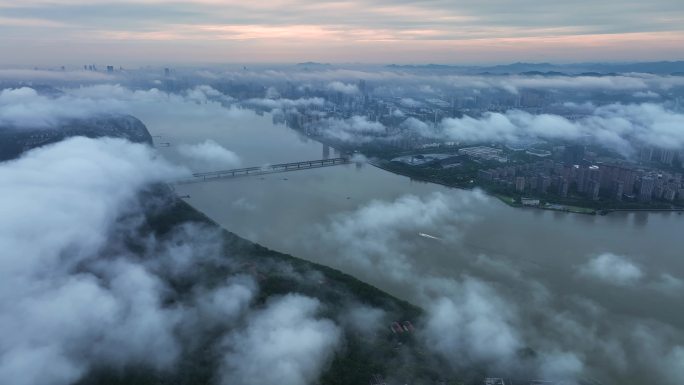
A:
663;188;676;202
584;165;600;193
537;174;551;193
588;165;601;182
576;166;586;193
515;176;525;192
639;177;655;202
653;185;664;200
639;147;654;162
563;144;585;165
588;180;600;201
660;150;675;165
613;181;624;201
558;177;569;198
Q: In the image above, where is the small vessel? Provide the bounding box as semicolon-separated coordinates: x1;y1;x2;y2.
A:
418;232;441;240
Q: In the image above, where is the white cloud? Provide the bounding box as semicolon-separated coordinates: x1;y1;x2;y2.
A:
421;278;522;366
185;85;231;103
243;97;325;110
400;97;421;107
579;253;644;286
177;139;241;170
319;115;386;142
652;273;684;295
312;192;482;282
437;103;684;155
340;304;387;339
0;137;187;384
633;90;660;98
326;81;359;94
0;87;125;127
218;294;341;385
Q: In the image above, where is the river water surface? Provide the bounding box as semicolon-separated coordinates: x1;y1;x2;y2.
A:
134;102;683;382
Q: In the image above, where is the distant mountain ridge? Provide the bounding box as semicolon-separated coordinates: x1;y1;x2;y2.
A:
387;60;684;75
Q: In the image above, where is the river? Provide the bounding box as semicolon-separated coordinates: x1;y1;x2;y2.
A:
133;101;683;382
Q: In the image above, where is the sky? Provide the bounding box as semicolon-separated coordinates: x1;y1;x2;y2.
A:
1;0;683;65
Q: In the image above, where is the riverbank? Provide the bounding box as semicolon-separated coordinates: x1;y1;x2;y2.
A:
153;190;450;385
366;158;684;216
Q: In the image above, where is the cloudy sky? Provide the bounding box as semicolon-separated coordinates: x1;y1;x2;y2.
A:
1;0;683;65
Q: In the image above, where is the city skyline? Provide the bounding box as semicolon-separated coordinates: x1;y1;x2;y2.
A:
1;0;683;65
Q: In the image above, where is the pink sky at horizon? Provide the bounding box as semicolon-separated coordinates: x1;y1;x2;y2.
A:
0;0;683;65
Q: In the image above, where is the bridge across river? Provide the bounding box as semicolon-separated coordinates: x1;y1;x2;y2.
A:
176;157;350;184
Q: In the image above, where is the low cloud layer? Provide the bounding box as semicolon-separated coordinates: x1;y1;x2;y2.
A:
0;137;342;385
579;253;644;286
243;97;325;111
177;139;241;171
315;102;684;156
319;115;386;143
0;137;184;384
2;74;683;385
422;278;522;367
305;191;684;384
218;294;341;385
0;87;124;128
326;81;359;95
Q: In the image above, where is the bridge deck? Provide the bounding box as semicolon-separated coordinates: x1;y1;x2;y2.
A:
177;157;350;184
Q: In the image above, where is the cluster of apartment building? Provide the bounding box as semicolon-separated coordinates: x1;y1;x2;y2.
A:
478;158;683;203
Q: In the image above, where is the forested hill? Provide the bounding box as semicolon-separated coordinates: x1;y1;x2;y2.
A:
0;114;153;161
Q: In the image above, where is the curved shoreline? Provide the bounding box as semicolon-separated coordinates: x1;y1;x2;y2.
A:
366;158;684;216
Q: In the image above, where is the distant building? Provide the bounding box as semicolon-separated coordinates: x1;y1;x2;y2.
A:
164;68;171;77
587;165;601;182
639;176;655;202
639;147;654;162
558;177;569;198
576;166;586;193
106;65;114;73
588;180;600;201
521;198;540;206
660;149;675;165
537;174;551;193
478;170;494;181
583;165;600;195
526;148;552;158
563;144;585;164
458;146;508;163
515;176;525;192
663;187;676;202
613;181;624;201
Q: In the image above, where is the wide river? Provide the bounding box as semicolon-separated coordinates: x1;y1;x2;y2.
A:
134;101;683;381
